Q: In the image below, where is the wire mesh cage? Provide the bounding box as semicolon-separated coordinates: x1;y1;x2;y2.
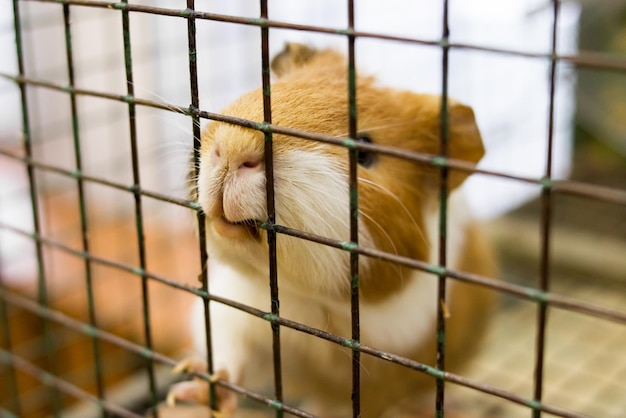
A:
1;1;625;418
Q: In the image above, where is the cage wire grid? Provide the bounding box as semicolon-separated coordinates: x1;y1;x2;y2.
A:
0;1;625;418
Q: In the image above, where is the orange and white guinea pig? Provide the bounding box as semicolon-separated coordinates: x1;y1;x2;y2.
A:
167;43;497;418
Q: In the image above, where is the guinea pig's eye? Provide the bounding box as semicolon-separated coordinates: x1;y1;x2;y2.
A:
356;134;377;168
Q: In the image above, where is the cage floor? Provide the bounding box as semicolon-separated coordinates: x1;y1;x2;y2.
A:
448;278;626;418
156;276;626;418
11;188;622;418
155;214;626;418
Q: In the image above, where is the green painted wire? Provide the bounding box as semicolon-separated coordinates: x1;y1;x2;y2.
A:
61;4;107;416
346;2;361;417
435;0;451;416
119;1;159;415
11;0;61;415
259;2;284;417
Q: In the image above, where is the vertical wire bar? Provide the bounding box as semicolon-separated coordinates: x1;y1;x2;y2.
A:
533;2;560;417
0;280;22;416
436;0;451;416
259;2;283;417
185;0;216;410
11;0;62;415
61;5;107;416
119;3;158;415
346;1;360;417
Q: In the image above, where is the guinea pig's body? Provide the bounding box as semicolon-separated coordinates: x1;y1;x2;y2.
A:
168;44;496;418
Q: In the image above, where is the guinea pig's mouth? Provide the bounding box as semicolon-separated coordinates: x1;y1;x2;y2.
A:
213;216;261;240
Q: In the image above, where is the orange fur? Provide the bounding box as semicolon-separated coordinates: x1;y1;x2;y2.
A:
170;44;497;418
200;46;486;302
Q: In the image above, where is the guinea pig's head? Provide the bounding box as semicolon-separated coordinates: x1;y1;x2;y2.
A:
195;44;484;301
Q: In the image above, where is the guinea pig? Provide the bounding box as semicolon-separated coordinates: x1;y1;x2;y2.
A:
166;42;497;418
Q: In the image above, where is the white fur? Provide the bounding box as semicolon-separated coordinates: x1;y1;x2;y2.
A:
190;261;271;387
190;136;474;411
359;190;469;353
201;145;374;298
192;185;471;374
272;148;374;296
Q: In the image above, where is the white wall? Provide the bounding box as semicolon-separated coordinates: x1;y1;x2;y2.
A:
0;0;580;284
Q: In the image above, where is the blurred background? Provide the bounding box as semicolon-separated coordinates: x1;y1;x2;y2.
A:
0;0;624;417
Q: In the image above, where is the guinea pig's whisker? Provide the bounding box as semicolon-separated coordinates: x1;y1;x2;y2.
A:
357;209;405;283
155;115;194;136
357;209;399;254
357;177;428;248
126;80;192;119
126;82;203;162
187;184;199;199
359;119;415;134
334;118;415;139
291;183;403;284
310;208;349;239
185;172;198;181
184;174;199;183
157;148;193;158
185;169;197;178
288;180;351;231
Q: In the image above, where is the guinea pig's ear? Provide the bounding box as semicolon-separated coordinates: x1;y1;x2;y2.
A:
271;42;318;78
446;102;485;189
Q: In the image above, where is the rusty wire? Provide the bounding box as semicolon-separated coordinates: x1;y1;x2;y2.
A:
2;1;626;418
2;216;625;327
435;0;452;414
61;3;107;417
0;213;621;417
1;73;625;208
19;0;626;73
345;1;362;417
533;2;561;416
8;0;61;414
0;275;591;418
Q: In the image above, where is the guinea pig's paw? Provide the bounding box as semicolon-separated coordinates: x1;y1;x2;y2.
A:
171;357;209;376
167;362;236;417
166;379;211;407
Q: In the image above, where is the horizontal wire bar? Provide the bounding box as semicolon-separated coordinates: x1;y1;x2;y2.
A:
1;73;625;207
0;348;144;418
2;210;625;326
6;3;620;418
551;180;626;204
0;289;179;366
0;221;207;297
219;298;588;418
0;149;198;210
1;210;625;326
0;288;315;418
0;282;588;418
3;192;624;336
268;224;626;325
22;0;626;73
